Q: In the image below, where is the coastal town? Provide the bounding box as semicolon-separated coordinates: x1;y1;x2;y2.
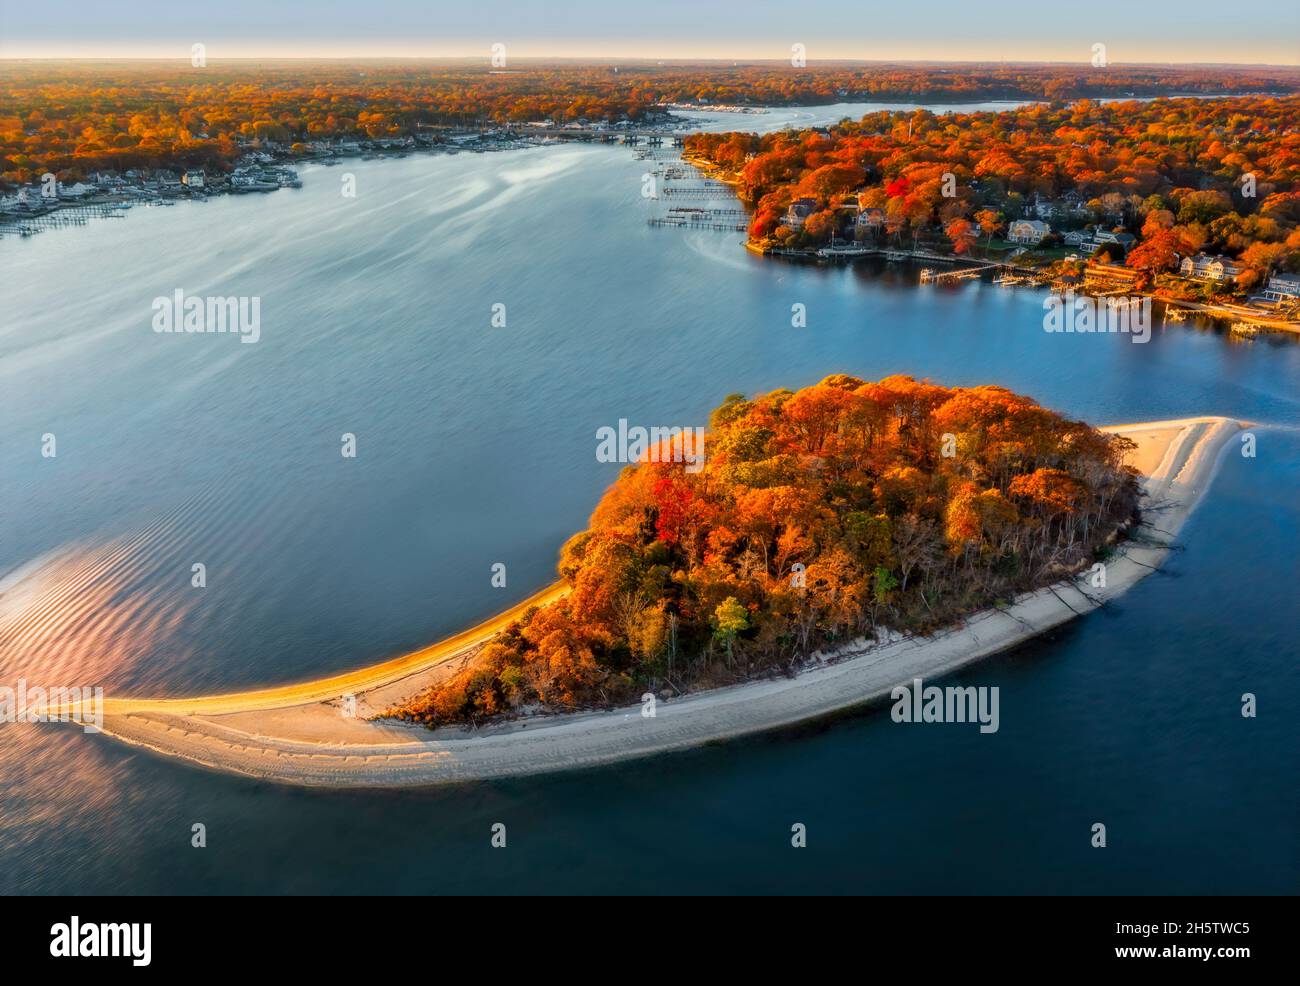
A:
0;118;684;238
683;95;1300;333
6;97;1298;336
755;187;1300;328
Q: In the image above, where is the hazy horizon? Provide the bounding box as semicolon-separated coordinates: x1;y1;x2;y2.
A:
2;0;1296;66
1;55;1297;69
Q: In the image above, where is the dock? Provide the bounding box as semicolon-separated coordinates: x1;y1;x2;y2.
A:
0;201;130;238
649;217;746;231
920;265;990;283
661;184;734;198
509;127;686;147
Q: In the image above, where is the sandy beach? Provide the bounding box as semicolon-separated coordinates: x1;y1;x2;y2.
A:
49;416;1244;787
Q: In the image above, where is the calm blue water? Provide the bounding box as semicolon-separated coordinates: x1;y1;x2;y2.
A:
1;104;1297;894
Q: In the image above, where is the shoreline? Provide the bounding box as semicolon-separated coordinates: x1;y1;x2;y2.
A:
48;416;1246;787
682;158;1297;335
741;242;1300;333
0;117;691;242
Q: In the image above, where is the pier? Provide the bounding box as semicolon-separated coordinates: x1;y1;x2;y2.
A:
0;201;129;238
664;206;745;218
649;217;747;231
920;264;993;283
509;127;686;147
661;184;734;198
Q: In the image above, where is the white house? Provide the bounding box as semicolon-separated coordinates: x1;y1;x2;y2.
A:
856;207;885;229
182;170;206;189
56;181;93;199
1094;229;1135;251
784;197;818;229
1180;253;1242;283
1007;219;1050;244
1064;226;1136;254
1263;272;1300;301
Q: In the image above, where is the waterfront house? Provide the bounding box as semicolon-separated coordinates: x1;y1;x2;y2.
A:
1180;253;1242;283
1263;272;1300;302
785;197;818;229
1007;219;1050;244
10;187;49;211
1064;225;1135;255
856;207;885;229
182;170;206;189
56;181;93;200
155;170;183;194
1094;229;1136;252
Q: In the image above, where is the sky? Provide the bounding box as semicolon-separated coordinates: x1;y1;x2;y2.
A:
1;0;1297;65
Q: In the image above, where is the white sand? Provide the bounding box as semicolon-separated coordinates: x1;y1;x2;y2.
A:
67;417;1244;786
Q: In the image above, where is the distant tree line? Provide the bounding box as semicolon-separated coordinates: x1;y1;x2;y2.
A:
686;95;1300;290
2;61;1295;188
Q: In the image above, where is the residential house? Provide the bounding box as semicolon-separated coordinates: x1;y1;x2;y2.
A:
1262;272;1300;302
855;207;885;230
155;170;183;193
56;181;93;200
1063;225;1135;255
9;187;50;211
1094;229;1136;252
1180;253;1242;283
182;170;206;189
784;197;818;229
1007;219;1050;244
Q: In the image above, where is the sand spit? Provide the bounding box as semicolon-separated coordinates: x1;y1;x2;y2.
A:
53;417;1244;786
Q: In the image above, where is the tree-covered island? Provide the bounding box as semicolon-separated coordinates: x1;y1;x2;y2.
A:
390;376;1140;727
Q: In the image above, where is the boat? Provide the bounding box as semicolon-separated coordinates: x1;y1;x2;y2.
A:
816;233;872;260
817;244;872;259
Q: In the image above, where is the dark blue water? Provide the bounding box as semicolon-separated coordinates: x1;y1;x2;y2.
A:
1;104;1296;894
